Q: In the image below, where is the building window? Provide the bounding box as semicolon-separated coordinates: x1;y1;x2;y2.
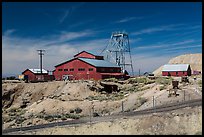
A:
176;72;178;76
70;68;74;71
183;71;185;74
78;68;85;71
64;69;68;71
89;68;93;71
101;68;105;72
58;69;63;71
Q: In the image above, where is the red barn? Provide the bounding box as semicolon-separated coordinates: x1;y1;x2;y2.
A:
22;69;54;82
53;51;127;80
162;64;191;77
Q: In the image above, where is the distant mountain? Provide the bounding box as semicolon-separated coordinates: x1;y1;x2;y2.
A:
153;53;202;76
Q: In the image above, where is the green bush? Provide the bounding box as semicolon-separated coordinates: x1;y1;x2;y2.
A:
44;115;54;121
15;116;26;124
64;113;80;119
70;109;75;113
9;107;18;113
75;107;82;114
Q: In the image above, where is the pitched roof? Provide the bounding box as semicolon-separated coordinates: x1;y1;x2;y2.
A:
78;58;120;68
74;51;101;57
28;69;48;74
162;64;190;72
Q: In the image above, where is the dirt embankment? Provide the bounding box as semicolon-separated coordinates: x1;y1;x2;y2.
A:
7;106;202;135
2;76;202;133
153;53;202;76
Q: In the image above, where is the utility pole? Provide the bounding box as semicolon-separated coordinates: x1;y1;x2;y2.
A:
37;50;45;80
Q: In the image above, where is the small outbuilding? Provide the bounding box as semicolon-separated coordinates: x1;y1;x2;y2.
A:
22;69;54;82
162;64;191;77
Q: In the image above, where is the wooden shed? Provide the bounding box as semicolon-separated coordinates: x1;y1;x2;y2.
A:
162;64;191;77
22;69;54;82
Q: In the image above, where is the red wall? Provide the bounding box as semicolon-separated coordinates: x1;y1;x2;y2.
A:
54;59;101;80
23;70;36;81
53;59;122;80
74;52;96;59
23;70;49;82
162;71;188;77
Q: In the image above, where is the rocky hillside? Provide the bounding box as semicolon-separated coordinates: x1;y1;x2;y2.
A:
153;53;202;76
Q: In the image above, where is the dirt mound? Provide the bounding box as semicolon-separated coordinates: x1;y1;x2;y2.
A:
153;53;202;76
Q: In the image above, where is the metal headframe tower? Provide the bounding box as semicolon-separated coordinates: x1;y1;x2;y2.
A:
103;31;134;76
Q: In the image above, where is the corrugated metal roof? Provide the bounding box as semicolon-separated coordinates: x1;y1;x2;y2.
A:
78;58;120;68
162;64;190;71
29;69;48;74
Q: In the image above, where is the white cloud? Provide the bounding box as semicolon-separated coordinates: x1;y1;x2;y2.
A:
3;29;16;36
2;30;106;76
163;44;202;51
134;39;196;50
114;17;143;23
59;2;85;24
132;24;184;35
59;10;70;23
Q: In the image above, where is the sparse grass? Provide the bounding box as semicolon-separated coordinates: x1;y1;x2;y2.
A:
194;131;202;135
138;97;147;106
86;92;126;101
141;86;151;91
198;80;202;87
128;77;155;85
103;78;118;82
156;77;173;85
15;116;26;124
159;85;165;91
36;113;81;122
9;107;18;113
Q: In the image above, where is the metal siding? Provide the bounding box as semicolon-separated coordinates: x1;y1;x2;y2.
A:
23;70;36;81
162;64;190;71
78;58;120;68
54;59;123;80
54;59;101;80
28;69;48;74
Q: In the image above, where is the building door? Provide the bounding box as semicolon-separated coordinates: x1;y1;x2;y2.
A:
168;72;171;76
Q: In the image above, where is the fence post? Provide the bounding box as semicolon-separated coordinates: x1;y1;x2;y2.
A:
122;101;123;112
90;106;92;125
183;90;185;101
153;96;154;108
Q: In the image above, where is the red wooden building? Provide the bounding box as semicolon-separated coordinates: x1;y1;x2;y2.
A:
22;69;54;82
53;51;128;80
162;64;191;77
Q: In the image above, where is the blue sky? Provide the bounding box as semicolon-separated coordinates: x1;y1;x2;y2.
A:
2;2;202;77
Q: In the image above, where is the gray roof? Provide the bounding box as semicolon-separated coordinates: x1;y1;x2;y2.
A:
78;58;120;68
29;69;48;74
162;64;190;72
